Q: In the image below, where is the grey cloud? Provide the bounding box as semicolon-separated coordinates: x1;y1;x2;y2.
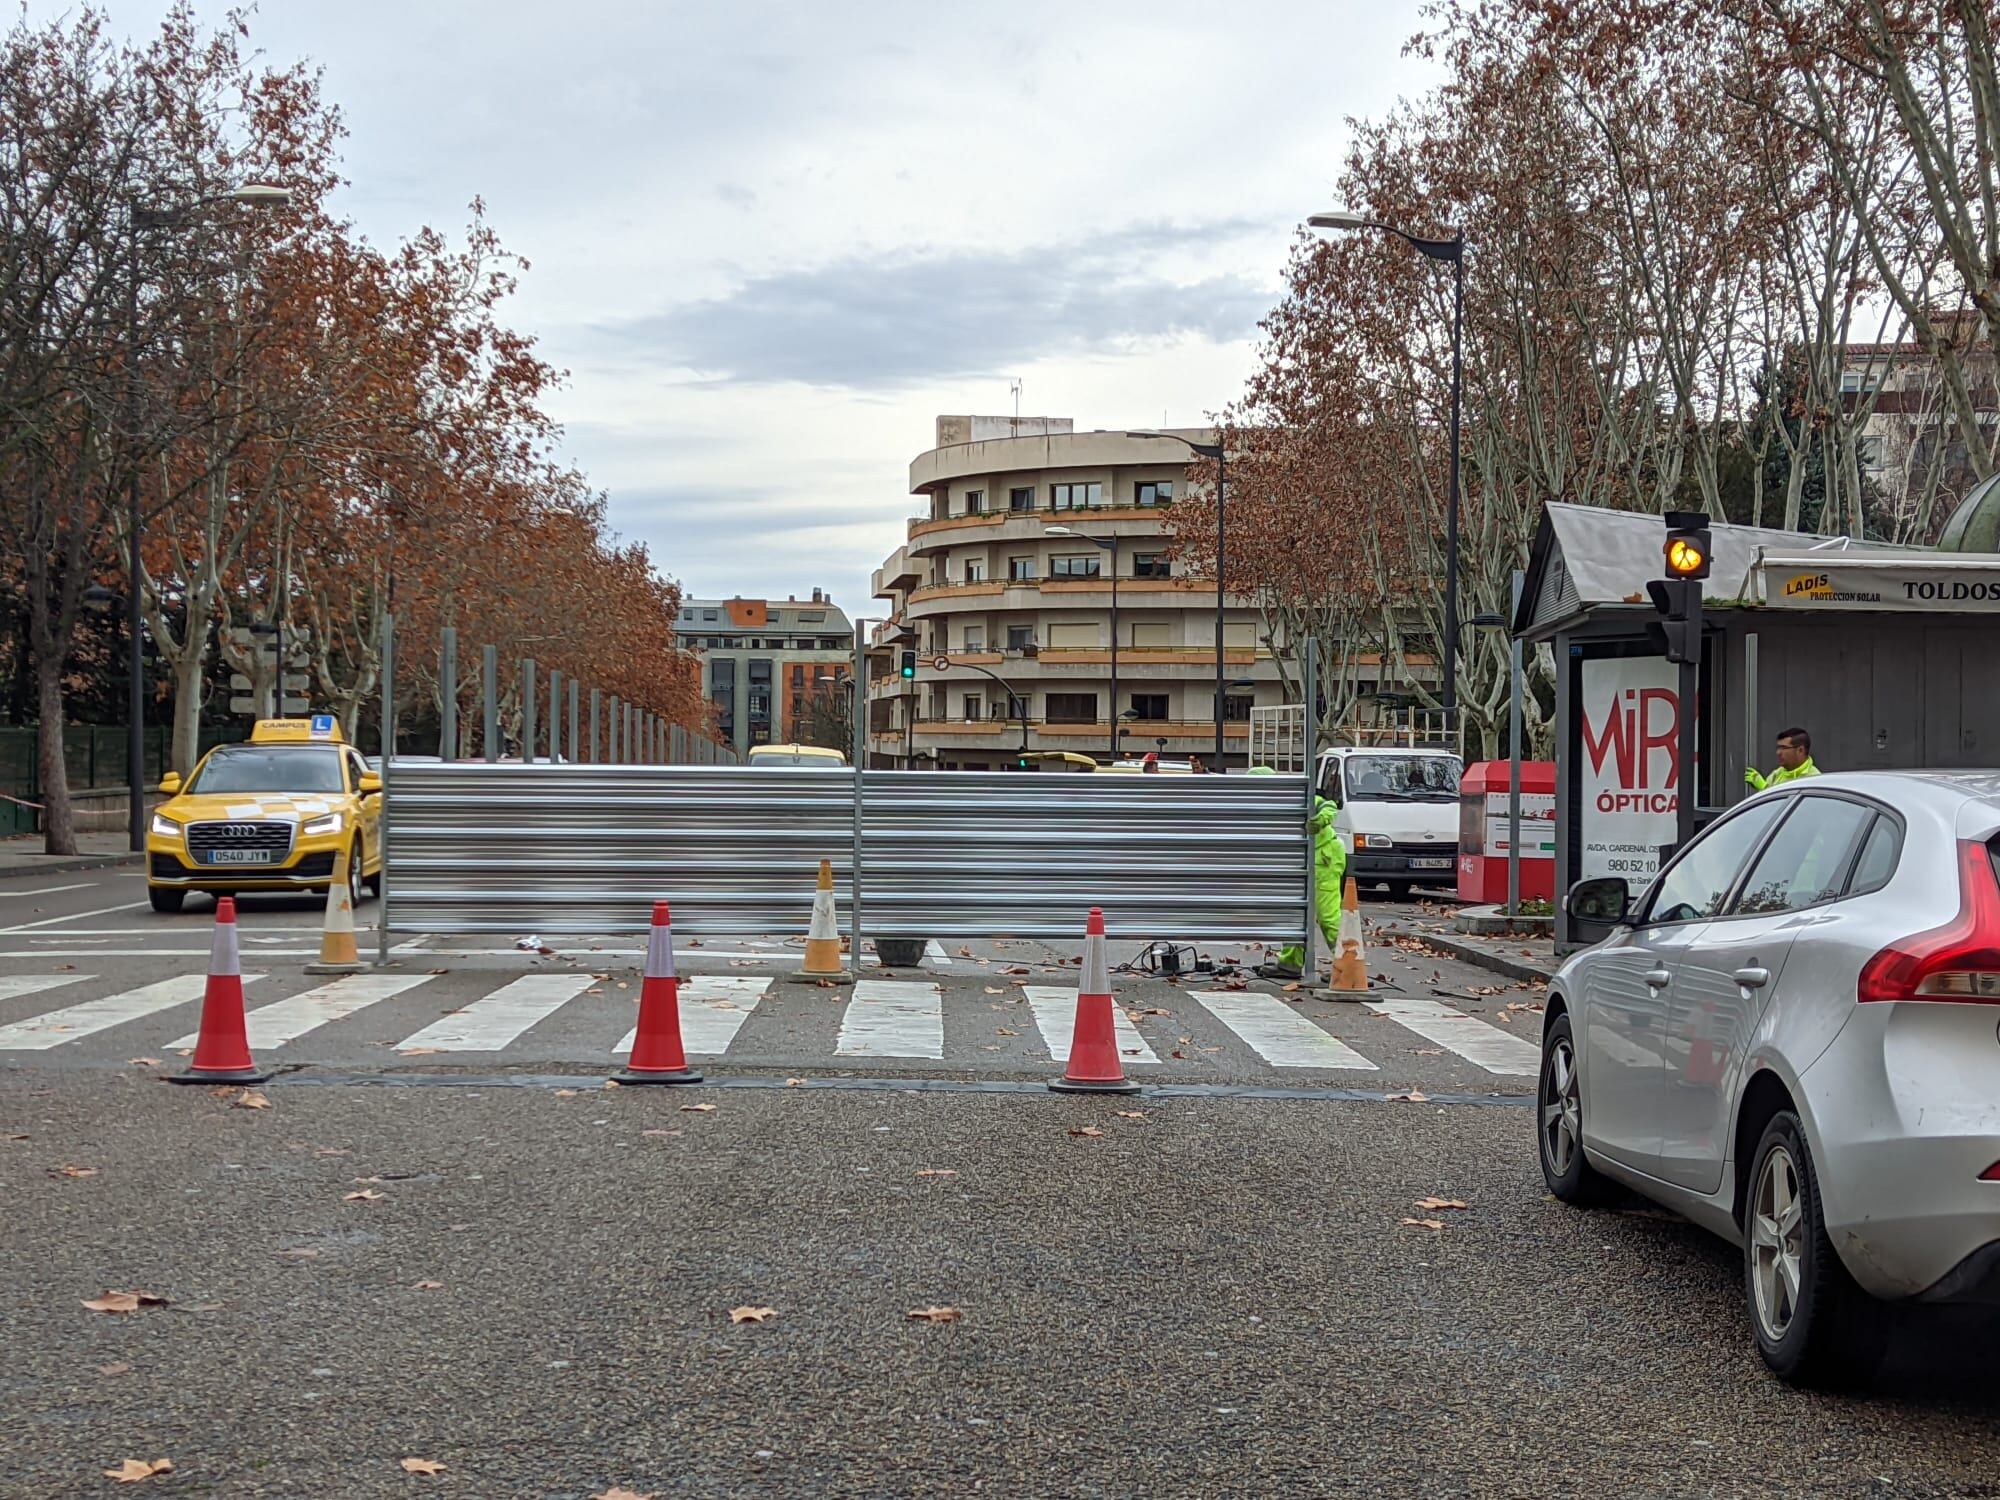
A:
606;483;904;604
588;221;1275;389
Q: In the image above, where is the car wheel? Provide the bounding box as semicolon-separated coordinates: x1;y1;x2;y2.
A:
1745;1111;1885;1387
363;838;383;898
147;887;186;914
348;839;369;905
1539;1012;1616;1205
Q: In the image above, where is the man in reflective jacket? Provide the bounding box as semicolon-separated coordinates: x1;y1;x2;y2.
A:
1745;726;1820;792
1257;793;1346;981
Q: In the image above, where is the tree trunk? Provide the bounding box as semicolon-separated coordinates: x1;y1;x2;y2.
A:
170;646;205;774
36;654;75;856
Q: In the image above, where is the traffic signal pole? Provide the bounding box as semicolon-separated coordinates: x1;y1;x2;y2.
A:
1677;589;1702;849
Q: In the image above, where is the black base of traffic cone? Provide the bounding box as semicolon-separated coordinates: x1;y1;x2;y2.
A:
167;1065;272;1085
612;1067;704;1086
1048;1076;1143;1095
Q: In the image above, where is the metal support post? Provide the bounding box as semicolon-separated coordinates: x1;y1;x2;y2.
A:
590;688;601;763
482;645;498;763
548;669;562;763
568;680;579;767
1507;571;1524;919
1677;589;1703;849
1301;636;1319;972
851;618;866;972
522;659;537;764
378;612;394;966
439;627;457;760
609;696;622;762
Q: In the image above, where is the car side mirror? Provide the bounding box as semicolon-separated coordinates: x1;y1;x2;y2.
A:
1567;876;1631;925
358;772;382;795
157;771;182;795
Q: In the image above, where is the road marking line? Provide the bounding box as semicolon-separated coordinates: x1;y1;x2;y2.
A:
924;940;953;966
168;973;435;1051
0;948;324;959
0;973;93;1002
0;900;150;934
1022;986;1161;1065
0;974;263;1050
836;979;942;1058
1192;991;1378;1070
392;972;595;1052
0;882;96;898
613;975;771;1056
1363;995;1542;1075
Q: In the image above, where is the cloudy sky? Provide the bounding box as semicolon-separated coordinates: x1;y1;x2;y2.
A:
57;0;1440;614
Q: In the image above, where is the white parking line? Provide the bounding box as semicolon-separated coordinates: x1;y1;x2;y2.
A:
1193;992;1378;1070
0;973;93;1003
0;948;324;959
1364;995;1542;1076
393;972;595;1052
1021;986;1161;1064
836;979;943;1058
169;973;435;1051
0;883;97;898
0;974;262;1050
0;901;151;934
613;975;771;1056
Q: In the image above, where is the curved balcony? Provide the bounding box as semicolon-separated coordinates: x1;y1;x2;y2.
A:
905;503;1173;557
903;575;1212;621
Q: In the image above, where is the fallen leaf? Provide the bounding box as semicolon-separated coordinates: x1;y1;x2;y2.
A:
593;1489;659;1500
1401;1217;1447;1231
603;1079;621;1090
906;1305;962;1323
233;1088;271;1110
398;1047;443;1057
1415;1197;1470;1211
1114;1110;1147;1120
983;986;1004;994
343;1189;385;1203
729;1305;777;1324
97;1361;131;1376
1002;965;1031;975
400;1457;446;1475
994;1027;1018;1037
914;1168;957;1177
1281;982;1301;993
81;1290;166;1314
127;1057;161;1067
412;1279;444;1290
957;946;974;957
2;1132;27;1141
784;1078;807;1087
680;1103;717;1113
1386;1090;1429;1103
552;1089;579;1098
103;1458;172;1483
51;1164;97;1178
1067;1126;1104;1138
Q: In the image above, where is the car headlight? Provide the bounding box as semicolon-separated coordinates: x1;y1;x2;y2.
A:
150;813;181;839
1360;833;1395;848
302;813;344;836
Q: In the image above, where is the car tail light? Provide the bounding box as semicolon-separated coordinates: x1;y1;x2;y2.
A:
1981;1163;2000;1182
1858;840;2000;1003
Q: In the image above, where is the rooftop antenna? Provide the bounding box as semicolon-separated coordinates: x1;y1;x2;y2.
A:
1009;378;1022;430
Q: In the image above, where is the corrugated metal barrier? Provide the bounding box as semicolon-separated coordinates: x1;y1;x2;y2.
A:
384;763;1310;942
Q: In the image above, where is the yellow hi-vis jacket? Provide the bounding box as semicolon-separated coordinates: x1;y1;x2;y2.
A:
1745;756;1820;792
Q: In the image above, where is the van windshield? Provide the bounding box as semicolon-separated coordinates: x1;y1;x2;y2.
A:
1342;754;1460;802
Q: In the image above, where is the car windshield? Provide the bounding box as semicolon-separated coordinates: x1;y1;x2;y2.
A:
188;747;347;794
1343;754;1460;801
747;751;847;767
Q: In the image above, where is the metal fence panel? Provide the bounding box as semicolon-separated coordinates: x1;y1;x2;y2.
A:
385;762;1307;940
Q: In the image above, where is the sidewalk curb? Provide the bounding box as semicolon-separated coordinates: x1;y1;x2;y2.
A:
1379;923;1557;985
0;850;142;881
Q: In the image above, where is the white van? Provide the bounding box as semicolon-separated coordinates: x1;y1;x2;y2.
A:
1314;745;1461;895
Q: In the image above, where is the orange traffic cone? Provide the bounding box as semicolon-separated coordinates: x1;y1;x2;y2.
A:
168;897;270;1085
1326;876;1370;997
1050;907;1140;1095
615;901;702;1085
787;859;852;982
304;845;366;975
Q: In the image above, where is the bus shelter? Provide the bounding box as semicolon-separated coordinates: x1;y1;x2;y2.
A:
1514;501;2000;948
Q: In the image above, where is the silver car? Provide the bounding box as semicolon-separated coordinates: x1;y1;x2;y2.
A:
1542;772;2000;1386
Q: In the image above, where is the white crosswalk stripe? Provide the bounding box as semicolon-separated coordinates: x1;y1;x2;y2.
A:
1021;986;1161;1065
613;975;771;1056
394;972;595;1052
0;974;261;1051
836;979;942;1058
0;973;92;1003
169;973;436;1052
1363;995;1542;1075
1192;991;1378;1070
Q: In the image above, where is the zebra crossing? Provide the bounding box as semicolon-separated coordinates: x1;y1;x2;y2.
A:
0;967;1546;1083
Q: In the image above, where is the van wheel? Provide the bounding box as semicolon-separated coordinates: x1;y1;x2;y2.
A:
148;887;186;914
1745;1112;1886;1387
1383;881;1413;900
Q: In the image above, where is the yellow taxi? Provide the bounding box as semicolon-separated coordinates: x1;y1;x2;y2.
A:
146;716;382;914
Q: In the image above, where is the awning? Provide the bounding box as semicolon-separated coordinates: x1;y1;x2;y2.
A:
1752;551;2000;611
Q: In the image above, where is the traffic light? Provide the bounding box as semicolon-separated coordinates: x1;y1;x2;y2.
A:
1645;578;1699;664
899;650;916;680
1663;510;1712;580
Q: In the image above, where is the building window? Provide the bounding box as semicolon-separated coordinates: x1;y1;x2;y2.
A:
1008;556;1036;580
1223;621;1257;648
961;694;983;721
962;625;985;649
963;558;986;582
1047;622;1098;648
1050;554;1101;578
1001;694;1028;719
964;489;985;514
1135;480;1174;506
1223;694;1254;722
1129;693;1168;720
1009;486;1035;512
1006;626;1036;650
1132;552;1170;578
1045;692;1099;723
1129;621;1171;647
1051;481;1104;510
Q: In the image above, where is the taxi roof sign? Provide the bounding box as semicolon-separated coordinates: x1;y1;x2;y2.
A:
250;716;344;745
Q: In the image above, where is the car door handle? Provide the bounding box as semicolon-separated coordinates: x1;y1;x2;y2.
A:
1733;966;1771;989
1642;968;1671;988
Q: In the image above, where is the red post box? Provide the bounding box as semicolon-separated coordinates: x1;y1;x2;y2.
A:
1457;761;1556;904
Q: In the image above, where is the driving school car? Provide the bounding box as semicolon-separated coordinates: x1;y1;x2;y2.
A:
145;717;382;913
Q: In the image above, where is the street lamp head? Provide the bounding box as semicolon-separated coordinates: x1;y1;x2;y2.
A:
1470;613;1507;630
1308;209;1370;231
228;183;292;207
1044;525;1074;537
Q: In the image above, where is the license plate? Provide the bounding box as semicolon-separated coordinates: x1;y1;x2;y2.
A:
1412;857;1454;870
206;849;275;866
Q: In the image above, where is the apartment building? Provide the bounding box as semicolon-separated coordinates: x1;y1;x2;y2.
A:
674;592;853;754
866;415;1283;770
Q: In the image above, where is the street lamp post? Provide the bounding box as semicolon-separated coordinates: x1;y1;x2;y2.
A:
1122;430;1227;771
1308;210;1464;727
1046;526;1119;761
124;181;292;850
